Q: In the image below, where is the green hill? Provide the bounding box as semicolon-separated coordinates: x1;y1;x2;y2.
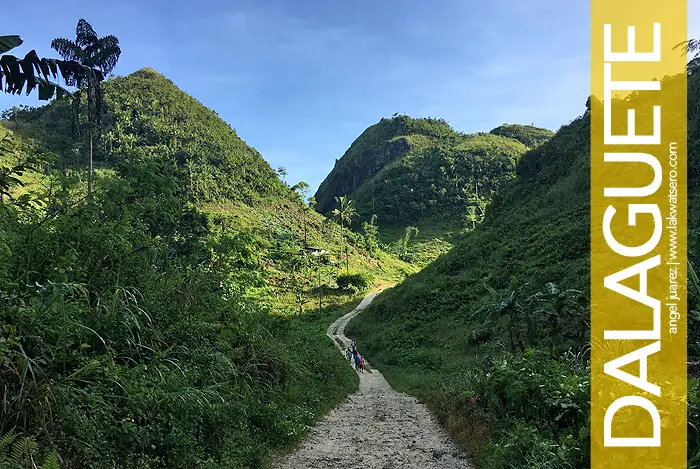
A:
346;70;700;467
314;116;456;214
313;116;553;265
350;132;527;225
314;116;554;222
4;68;287;204
3;69;414;297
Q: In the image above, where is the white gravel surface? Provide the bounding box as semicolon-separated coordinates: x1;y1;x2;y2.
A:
274;290;474;469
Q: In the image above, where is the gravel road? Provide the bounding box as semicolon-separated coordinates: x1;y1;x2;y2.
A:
274;290;474;469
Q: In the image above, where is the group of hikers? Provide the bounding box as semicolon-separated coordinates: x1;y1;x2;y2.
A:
345;340;366;372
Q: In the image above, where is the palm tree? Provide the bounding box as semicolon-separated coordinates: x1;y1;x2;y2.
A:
51;19;121;194
332;195;357;273
0;35;92;100
675;38;700;73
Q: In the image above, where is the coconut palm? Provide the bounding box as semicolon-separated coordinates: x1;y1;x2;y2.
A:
51;19;121;194
331;195;357;273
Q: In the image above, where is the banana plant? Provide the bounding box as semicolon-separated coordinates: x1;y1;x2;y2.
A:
524;282;589;354
475;283;530;354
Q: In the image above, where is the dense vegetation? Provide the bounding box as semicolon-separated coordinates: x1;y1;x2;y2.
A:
350;133;526;225
314;116;455;214
0;147;359;468
314;116;553;265
0;61;412;468
4;68;288;204
489;124;554;149
347;68;700;468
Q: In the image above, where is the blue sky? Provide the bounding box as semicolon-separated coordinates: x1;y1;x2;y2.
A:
2;1;699;193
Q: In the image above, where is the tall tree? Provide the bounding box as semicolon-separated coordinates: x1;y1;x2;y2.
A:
51;19;121;194
1;35;100;202
362;214;379;255
291;181;311;244
331;195;356;273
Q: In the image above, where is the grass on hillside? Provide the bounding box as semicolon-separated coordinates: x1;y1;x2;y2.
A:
200;198;418;315
0;157;367;468
376;214;467;266
346;71;700;467
0;122;398;468
312;117;554;268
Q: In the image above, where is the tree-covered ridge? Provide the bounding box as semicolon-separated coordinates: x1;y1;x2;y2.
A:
4;68;288;204
489;123;554;149
350;132;528;225
103;69;289;203
313;115;459;214
314;115;552;227
312;115;553;268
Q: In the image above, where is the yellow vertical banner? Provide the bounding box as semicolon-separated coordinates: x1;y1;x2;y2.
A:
591;1;687;467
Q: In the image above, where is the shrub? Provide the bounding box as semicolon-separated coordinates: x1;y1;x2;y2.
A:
336;272;373;291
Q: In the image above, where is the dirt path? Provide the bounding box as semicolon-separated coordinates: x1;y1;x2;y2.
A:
275;290;473;469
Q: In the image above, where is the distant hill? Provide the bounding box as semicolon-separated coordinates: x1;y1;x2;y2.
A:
314;116;455;214
489;123;554;149
313;115;554;264
349;131;526;224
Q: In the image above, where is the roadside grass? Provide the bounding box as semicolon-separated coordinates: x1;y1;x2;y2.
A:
346;280;591;468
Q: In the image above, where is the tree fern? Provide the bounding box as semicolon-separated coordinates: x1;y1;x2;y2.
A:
9;435;38;468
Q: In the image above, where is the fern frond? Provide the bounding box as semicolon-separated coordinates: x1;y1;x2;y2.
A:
0;430;17;459
40;451;60;469
10;435;38;467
